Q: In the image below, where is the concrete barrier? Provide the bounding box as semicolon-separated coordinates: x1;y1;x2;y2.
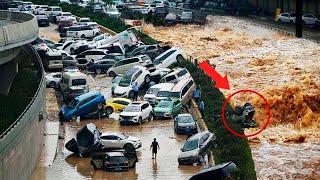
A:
0;45;45;180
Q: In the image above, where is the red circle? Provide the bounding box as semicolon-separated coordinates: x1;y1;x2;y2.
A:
221;89;271;138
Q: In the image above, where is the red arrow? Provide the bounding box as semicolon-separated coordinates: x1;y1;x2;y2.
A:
199;61;230;90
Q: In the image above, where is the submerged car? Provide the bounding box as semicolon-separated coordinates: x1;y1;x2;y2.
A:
65;123;103;157
59;91;106;121
104;98;132;115
189;161;238;180
111;74;123;96
178;131;216;165
100;132;142;150
87;59;116;74
153;98;183;118
174;114;198;135
91;151;138;171
119;101;153;125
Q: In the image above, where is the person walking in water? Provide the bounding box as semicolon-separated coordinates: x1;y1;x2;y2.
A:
132;82;139;101
150;138;160;159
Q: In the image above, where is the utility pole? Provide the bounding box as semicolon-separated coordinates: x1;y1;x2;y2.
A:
296;0;303;38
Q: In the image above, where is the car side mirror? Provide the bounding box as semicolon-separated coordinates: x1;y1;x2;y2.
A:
199;144;203;148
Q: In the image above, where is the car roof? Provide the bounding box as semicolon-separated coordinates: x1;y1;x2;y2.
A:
187;131;209;141
106;152;124;157
164;68;185;76
150;83;174;89
63;71;86;77
170;77;193;92
177;113;192;117
100;132;121;136
76;91;100;101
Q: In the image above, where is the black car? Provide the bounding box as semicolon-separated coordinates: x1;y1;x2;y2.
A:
174;114;198;135
37;15;49;27
189;161;238;180
60;27;69;38
155;6;168;18
91;151;138;171
87;59;116;74
126;45;162;60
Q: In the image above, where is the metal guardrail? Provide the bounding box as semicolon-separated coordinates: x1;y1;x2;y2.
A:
0;44;44;140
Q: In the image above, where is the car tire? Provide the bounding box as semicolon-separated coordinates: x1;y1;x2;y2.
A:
198;155;204;164
108;71;116;77
144;75;150;83
70;48;75;55
124;143;135;153
81;34;86;38
62;53;67;59
105;107;113;115
95;68;102;74
95;32;99;36
176;55;184;63
138;117;142;125
148;113;154;121
49;81;56;88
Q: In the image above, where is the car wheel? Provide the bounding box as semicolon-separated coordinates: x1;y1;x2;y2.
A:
95;68;102;74
70;48;75;55
198;155;204;164
81;34;86;38
124;143;135;153
62;53;67;59
49;81;56;88
95;32;99;36
144;75;150;83
128;91;134;99
176;55;184;63
138;117;142;125
105;107;113;115
108;71;116;77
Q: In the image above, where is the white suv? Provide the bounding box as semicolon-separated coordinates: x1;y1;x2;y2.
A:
107;55;152;77
154;47;184;69
56;12;76;23
160;68;191;83
100;132;142;150
66;25;100;38
114;66;151;98
119;101;153;125
144;83;175;105
45;6;62;17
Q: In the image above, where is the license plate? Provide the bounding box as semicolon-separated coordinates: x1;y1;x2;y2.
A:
115;167;121;171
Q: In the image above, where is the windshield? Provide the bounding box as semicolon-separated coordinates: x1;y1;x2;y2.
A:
103;54;125;61
117;133;127;139
67;99;78;109
182;139;198;152
113;76;122;84
118;76;131;87
157;91;169;97
147;88;160;95
178;116;194;123
109;156;126;163
169;92;180;99
157;101;173;108
124;105;140;112
72;79;86;86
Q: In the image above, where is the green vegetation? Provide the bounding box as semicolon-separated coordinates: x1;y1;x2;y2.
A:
0;48;41;134
176;59;257;179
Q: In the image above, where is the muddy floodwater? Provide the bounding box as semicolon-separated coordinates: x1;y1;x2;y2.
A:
35;118;209;180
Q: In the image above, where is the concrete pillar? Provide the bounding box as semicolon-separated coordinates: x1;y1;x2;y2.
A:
296;0;303;38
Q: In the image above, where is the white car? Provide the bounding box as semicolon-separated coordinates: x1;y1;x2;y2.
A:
302;14;319;25
77;17;91;25
33;5;48;15
119;101;153;125
154;47;184;69
100;132;142;150
56;12;76;23
278;12;296;23
142;4;156;13
66;25;100;38
107;55;152;77
45;6;62;17
60;0;72;4
114;66;151;98
160;68;191;84
45;72;62;88
75;49;108;62
90;33;111;47
58;39;89;55
143;83;175;105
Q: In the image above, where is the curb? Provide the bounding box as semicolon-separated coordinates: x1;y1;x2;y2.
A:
190;99;208;132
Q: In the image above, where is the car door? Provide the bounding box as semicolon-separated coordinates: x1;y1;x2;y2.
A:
173;100;182;115
132;69;143;85
76;97;90;116
101;135;117;148
141;103;149;120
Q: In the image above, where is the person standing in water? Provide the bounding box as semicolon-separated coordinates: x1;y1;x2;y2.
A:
150;138;160;159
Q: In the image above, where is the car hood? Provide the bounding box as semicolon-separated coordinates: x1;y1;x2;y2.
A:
144;94;156;99
154;107;171;112
127;136;140;142
120;111;141;117
114;85;131;94
179;148;199;159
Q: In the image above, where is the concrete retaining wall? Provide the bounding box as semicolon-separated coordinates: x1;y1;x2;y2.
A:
0;46;46;180
0;10;38;64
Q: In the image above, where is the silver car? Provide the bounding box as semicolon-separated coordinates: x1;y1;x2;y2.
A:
174;114;198;135
178;131;215;165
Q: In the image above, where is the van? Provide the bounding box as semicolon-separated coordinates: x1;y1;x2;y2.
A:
107;55;151;77
144;83;175;105
169;77;196;105
59;72;89;94
159;68;190;83
43;51;64;71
